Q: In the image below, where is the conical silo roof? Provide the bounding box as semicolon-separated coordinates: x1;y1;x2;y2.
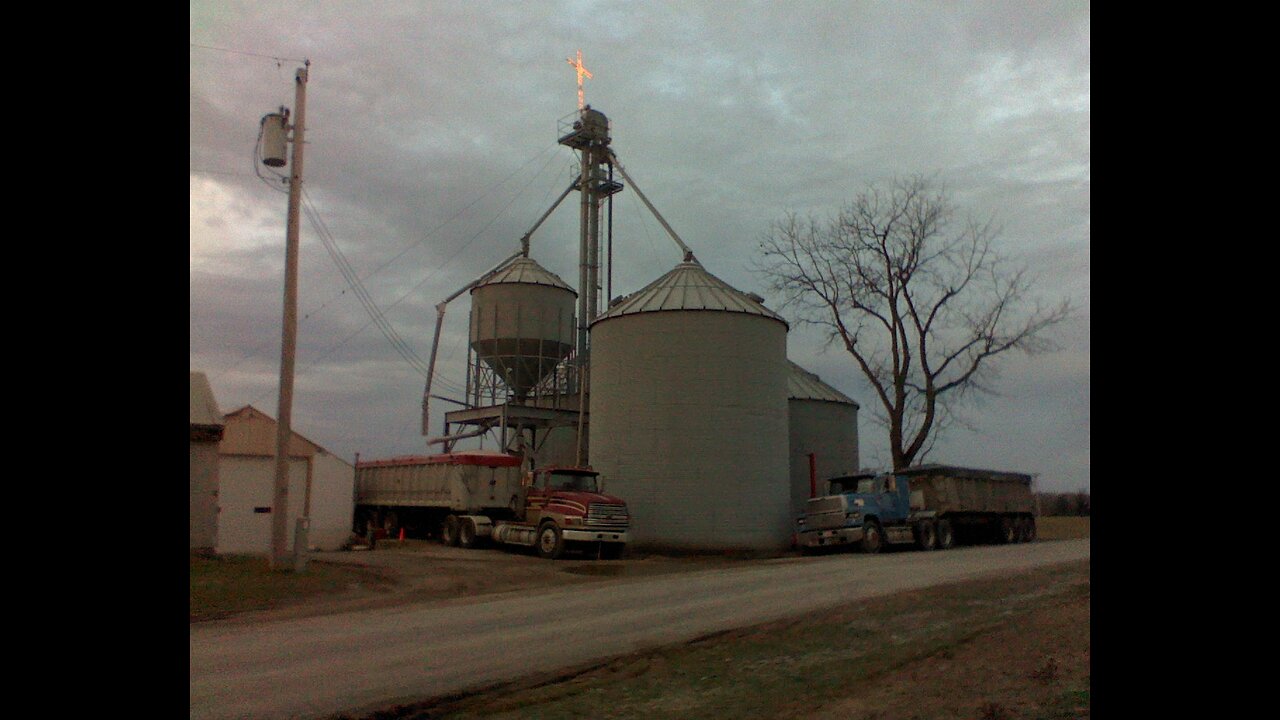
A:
473;256;576;294
592;260;787;327
787;360;859;406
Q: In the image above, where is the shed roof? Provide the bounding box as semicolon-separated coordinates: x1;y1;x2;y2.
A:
473;256;575;294
356;451;521;469
190;371;223;428
219;405;329;459
787;361;859;406
592;260;787;327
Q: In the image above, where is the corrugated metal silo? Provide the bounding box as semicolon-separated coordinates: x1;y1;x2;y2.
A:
589;260;791;551
469;256;576;404
788;361;860;519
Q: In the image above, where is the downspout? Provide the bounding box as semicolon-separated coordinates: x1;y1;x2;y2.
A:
809;452;817;498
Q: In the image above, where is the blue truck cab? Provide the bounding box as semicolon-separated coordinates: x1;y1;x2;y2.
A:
799;471;916;553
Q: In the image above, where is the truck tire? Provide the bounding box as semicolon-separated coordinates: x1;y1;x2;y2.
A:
860;520;883;554
915;520;938;551
458;517;477;549
1022;516;1037;542
354;511;374;538
936;519;955;550
1000;516;1017;544
537;522;566;559
441;515;460;547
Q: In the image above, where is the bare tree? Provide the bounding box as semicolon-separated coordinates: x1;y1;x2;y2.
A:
756;175;1073;470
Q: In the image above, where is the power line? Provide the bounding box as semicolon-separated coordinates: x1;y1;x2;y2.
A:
191;43;307;64
288;142;565;382
382;143;566;315
203;130;564;398
191;168;254;178
302;189;432;379
286;154;557;390
353;142;560;292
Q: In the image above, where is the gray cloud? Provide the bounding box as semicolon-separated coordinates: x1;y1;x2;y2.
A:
191;0;1089;492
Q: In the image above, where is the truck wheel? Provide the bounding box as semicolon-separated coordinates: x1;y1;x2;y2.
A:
441;515;460;547
537;522;565;559
1000;516;1017;544
860;521;883;554
916;520;937;551
458;517;477;549
354;511;373;538
936;519;955;550
1014;517;1028;542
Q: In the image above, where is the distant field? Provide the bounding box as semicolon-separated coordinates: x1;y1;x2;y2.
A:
1036;516;1090;541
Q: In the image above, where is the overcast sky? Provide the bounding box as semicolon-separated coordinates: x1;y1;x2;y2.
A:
190;1;1089;493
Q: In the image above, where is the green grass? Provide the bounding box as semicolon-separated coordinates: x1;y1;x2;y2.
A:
189;553;393;622
1036;683;1091;720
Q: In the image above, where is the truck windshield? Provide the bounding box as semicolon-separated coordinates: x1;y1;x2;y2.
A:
550;473;598;492
829;477;874;494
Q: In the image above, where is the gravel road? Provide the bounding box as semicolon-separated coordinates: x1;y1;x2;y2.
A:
190;538;1090;719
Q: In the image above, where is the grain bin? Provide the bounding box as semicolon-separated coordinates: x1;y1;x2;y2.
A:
788;361;860;519
589;259;791;551
470;256;576;404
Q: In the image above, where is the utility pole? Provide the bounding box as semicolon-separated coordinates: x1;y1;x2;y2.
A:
263;61;310;570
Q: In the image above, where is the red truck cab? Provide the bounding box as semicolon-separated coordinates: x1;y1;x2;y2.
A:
518;466;630;558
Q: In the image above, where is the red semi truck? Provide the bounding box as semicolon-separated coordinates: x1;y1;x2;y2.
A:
354;451;630;559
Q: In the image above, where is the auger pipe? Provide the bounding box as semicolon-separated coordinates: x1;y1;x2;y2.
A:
607;149;694;261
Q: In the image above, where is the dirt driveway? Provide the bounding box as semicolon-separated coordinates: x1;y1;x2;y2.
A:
191;540;1090;720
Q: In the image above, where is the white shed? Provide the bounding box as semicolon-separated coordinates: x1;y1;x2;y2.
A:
189;372;223;552
216;406;355;554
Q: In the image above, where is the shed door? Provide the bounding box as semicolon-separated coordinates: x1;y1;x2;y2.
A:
215;456;309;555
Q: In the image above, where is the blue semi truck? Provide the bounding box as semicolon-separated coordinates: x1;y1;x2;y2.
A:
797;464;1037;554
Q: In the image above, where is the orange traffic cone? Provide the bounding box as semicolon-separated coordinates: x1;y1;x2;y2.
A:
398;527;406;542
